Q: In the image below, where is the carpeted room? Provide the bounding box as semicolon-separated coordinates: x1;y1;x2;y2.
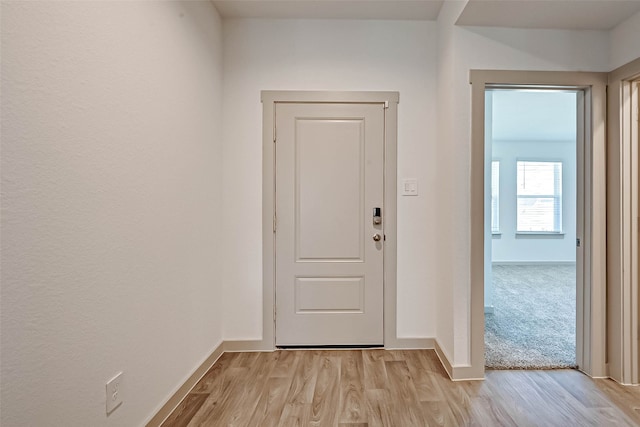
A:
486;264;576;369
485;89;578;370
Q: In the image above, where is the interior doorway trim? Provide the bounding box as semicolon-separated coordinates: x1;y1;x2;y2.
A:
260;91;400;350
470;70;608;379
607;57;640;385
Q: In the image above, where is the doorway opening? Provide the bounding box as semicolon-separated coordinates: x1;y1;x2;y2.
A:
469;70;608;381
484;88;578;369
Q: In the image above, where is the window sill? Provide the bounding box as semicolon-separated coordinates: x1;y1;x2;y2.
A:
515;232;565;239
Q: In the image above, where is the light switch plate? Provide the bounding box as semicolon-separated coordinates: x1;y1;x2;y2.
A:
402;178;418;196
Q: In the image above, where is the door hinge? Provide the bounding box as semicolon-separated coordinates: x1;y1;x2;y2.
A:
273;125;277;143
273;214;277;233
576;237;581;247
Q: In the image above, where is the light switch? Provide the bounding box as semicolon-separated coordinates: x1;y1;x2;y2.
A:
402;179;418;196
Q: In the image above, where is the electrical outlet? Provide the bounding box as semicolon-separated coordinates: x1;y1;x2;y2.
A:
106;372;123;414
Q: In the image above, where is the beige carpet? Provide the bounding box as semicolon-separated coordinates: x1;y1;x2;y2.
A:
485;264;576;370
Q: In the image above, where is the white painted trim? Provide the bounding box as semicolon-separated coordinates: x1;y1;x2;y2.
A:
225;337;435;351
262;91;399;104
434;339;454;379
608;57;640;385
434;339;484;381
470;70;608;381
144;340;225;427
387;337;435;350
631;80;639;386
492;261;576;266
261;91;399;350
224;340;274;352
261;95;277;350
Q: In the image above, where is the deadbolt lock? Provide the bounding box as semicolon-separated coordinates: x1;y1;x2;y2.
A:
373;207;382;225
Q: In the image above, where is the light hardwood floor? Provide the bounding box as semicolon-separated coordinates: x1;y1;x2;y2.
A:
161;349;640;426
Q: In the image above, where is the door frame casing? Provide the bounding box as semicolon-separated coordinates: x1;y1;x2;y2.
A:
470;71;608;379
260;91;400;350
607;57;640;385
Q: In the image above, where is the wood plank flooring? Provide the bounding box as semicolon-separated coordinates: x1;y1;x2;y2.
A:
161;349;640;427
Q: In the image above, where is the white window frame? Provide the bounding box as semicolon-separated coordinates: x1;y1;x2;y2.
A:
516;160;563;234
491;160;500;233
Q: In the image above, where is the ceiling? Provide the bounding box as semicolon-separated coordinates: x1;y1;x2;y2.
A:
211;0;640;30
489;90;577;142
212;0;444;21
456;0;640;31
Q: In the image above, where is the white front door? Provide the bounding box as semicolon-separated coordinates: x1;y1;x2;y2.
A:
275;102;385;346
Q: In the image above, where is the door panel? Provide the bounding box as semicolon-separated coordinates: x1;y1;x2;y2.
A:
295;277;364;313
275;103;384;346
295;118;364;261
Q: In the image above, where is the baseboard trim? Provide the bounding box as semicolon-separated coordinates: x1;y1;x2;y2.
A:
386;337;435;350
492;261;576;266
145;341;225;427
223;338;436;352
434;339;484;381
224;339;274;352
434;339;454;379
451;365;485;381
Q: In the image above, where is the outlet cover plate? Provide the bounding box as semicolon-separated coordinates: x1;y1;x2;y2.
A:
106;372;123;414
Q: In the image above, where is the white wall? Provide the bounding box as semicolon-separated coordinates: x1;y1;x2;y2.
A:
434;0;460;363
1;6;625;424
0;2;224;426
492;140;577;263
221;19;439;340
436;1;609;366
610;10;640;70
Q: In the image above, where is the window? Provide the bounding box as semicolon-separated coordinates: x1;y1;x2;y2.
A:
491;161;500;233
517;161;562;233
